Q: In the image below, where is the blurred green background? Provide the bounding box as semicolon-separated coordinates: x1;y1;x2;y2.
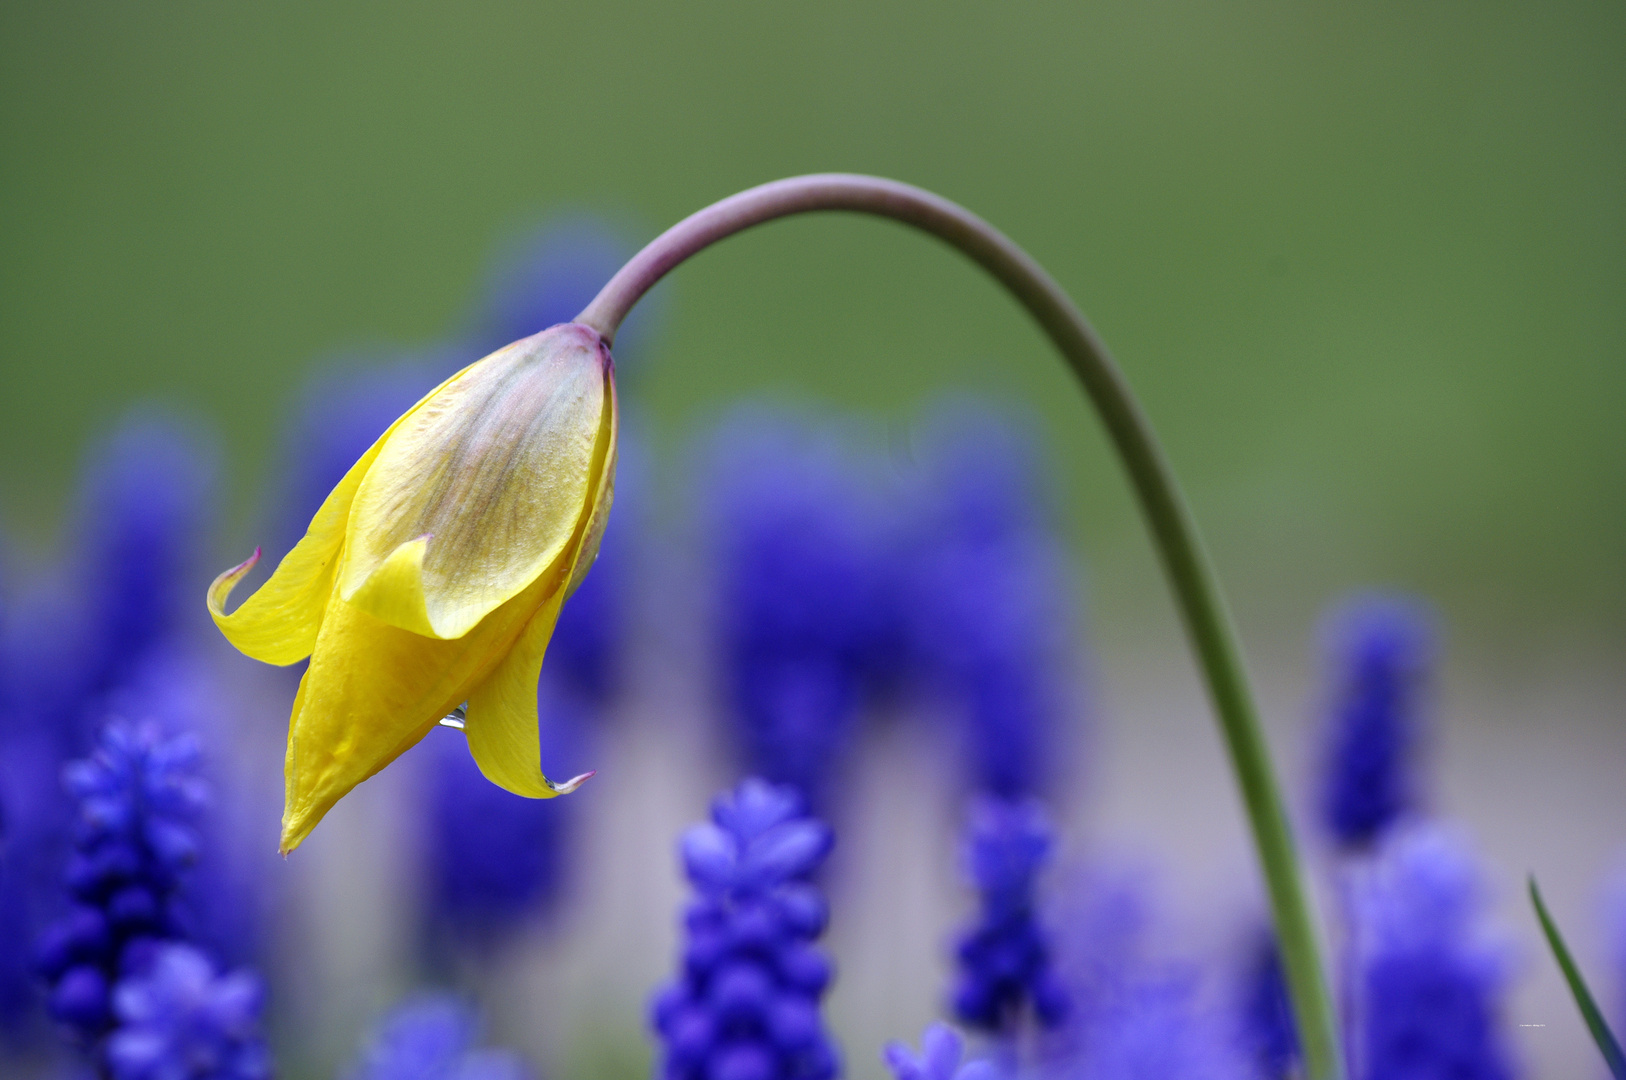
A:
2;1;1622;641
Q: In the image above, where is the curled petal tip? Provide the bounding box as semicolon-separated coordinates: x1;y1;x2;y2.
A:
548;770;596;795
207;548;262;616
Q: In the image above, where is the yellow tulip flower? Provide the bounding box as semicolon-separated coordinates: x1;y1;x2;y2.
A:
207;323;616;853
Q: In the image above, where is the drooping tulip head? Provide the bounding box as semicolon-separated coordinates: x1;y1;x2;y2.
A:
208;323;617;853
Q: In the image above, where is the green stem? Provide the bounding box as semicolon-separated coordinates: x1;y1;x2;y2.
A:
1531;876;1626;1078
578;173;1344;1080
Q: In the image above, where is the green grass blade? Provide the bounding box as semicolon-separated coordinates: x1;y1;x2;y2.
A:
1529;876;1626;1079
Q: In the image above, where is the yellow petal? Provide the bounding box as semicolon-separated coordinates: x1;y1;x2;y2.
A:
278;567;553;854
563;375;619;602
463;368;617;796
207;363;477;665
463;585;593;799
343;535;435;638
339;325;612;640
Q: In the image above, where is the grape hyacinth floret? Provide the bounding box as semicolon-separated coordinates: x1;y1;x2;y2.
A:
882;1023;995;1080
105;942;270;1080
1237;931;1298;1080
72;415;216;710
1350;824;1515;1080
950;796;1067;1035
906;406;1070;801
35;719;208;1041
708;416;890;805
1317;594;1434;851
346;993;533;1080
651;778;839;1080
419;695;590;952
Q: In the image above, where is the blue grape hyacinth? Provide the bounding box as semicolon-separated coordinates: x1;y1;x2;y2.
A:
950;796;1067;1035
1317;594;1434;850
419;692;591;951
35;719;207;1041
1349;824;1515;1080
1060;972;1249;1080
105;942;270;1080
905;405;1071;802
651;778;840;1080
346;994;533;1080
708;414;890;805
1;411;217;1040
882;1023;994;1080
1236;931;1297;1080
72;414;217;709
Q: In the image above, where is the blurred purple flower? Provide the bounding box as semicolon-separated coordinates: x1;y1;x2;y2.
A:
1055;972;1250;1080
651;778;839;1080
882;1023;995;1080
1044;862;1252;1080
34;719;207;1042
904;403;1072;801
1348;824;1516;1080
1235;930;1296;1080
1316;594;1434;851
106;942;270;1080
72;414;217;709
707;411;894;806
1;410;223;1040
950;796;1067;1035
418;692;592;951
346;994;532;1080
543;422;644;710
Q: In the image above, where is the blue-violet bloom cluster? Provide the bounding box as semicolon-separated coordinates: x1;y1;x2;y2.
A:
35;719;208;1041
883;1023;994;1080
418;694;591;952
709;415;891;805
1;412;218;1037
1317;594;1434;851
1236;931;1297;1080
105;942;270;1080
905;406;1070;801
1057;972;1248;1080
1349;824;1515;1080
652;778;839;1080
346;993;533;1080
950;796;1067;1034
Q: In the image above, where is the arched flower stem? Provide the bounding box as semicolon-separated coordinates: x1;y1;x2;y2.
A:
576;173;1344;1080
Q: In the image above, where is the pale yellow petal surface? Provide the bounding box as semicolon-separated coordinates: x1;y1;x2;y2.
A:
278;568;554;853
340;324;611;640
463;361;618;796
344;536;436;638
207;363;476;665
463;581;573;798
563;376;619;602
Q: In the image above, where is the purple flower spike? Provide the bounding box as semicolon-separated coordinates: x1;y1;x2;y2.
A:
36;719;208;1044
652;778;839;1080
707;411;895;806
1350;824;1515;1080
105;943;270;1080
883;1022;996;1080
950;796;1068;1035
346;993;533;1080
1316;593;1435;850
904;403;1072;801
